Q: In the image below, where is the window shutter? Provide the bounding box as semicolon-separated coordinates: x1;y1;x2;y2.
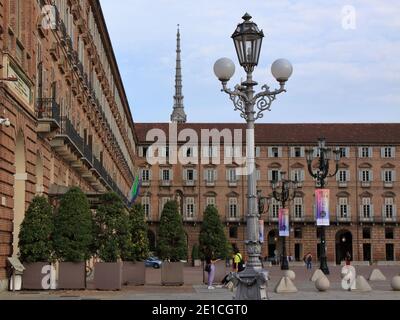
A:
359;170;363;181
291;170;295;181
337;205;340;216
392;147;396;158
336;171;340;181
382;170;385;182
393;170;396;182
300;147;305;158
170;169;174;181
382;205;386;217
255;147;261;158
149;169;152;181
194;170;198;181
203;169;208;181
368;147;372;158
358;147;363;158
268;147;273;158
214;169;218;181
278;147;283;158
370;170;373;181
183;169;187;181
138;147;143;157
290;147;295;158
256;170;261;181
226;169;230;181
268;170;272;182
371;204;374;217
301;170;305;182
381;148;385;158
159;169;163;180
394;205;397;217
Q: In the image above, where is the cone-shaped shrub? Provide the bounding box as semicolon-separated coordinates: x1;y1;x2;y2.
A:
157;200;187;262
92;192;130;262
18;196;54;263
121;204;150;262
199;205;230;259
53;187;93;262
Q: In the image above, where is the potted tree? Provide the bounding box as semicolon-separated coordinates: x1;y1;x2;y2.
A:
92;192;129;290
158;200;187;286
122;204;150;286
53;187;93;290
192;244;201;267
199;205;231;284
19;196;54;290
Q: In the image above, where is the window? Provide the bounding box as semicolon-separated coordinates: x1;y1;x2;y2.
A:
229;226;238;239
381;147;395;159
162;169;170;181
204;145;218;158
161;146;170;158
186;169;195;181
186;147;193;158
255;147;261;158
338;198;349;218
141;169;150;182
272;147;279;158
206;197;216;207
294;198;303;219
291;170;304;182
362;198;372;218
360;147;372;158
227;168;237;183
384;198;394;219
185;198;195;218
229;198;238;218
205;169;217;184
142;197;150;218
294;228;302;239
383;170;395;183
294;147;302;158
360;170;372;182
363;228;371;239
268;147;282;158
338;147;349;158
385;228;394;239
269;170;281;182
386;244;394;261
270;198;280;218
338;170;349;183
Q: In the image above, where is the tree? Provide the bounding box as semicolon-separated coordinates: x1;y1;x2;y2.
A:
92;192;130;262
53;187;93;262
122;204;150;261
199;205;230;260
157;200;187;262
18;196;54;263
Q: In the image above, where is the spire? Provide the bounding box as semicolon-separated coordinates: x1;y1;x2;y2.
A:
171;24;187;123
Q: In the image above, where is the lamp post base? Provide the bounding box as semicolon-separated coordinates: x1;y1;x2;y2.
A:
233;266;269;300
320;256;330;275
281;256;289;271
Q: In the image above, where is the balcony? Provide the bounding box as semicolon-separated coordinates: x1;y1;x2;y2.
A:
361;181;371;188
336;214;351;223
292;215;305;223
268;214;279;223
205;180;215;187
338;182;348;188
226;215;241;223
184;180;195;187
382;215;398;224
141;180;150;187
161;180;171;187
36;98;61;134
359;214;374;223
228;180;238;187
384;182;394;188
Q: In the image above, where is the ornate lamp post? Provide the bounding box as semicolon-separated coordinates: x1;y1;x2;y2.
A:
305;138;341;275
214;13;293;300
271;172;299;270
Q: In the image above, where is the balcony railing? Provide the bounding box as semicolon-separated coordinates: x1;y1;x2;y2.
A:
36;98;61;125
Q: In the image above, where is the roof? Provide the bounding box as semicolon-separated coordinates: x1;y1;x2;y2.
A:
134;123;400;145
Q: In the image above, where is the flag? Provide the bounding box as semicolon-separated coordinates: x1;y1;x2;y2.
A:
316;189;330;226
128;172;141;207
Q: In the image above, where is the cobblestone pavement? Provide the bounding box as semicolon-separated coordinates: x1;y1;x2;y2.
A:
0;266;399;300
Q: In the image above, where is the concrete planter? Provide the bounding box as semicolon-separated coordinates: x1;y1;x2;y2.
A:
122;261;145;286
193;260;201;267
94;262;122;291
58;262;86;290
161;262;184;286
22;262;51;290
203;260;228;285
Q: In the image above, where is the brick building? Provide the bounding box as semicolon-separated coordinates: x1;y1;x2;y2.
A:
0;0;136;289
135;123;400;265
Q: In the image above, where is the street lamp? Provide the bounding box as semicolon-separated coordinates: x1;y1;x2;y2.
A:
271;172;299;270
214;13;293;300
305;138;341;275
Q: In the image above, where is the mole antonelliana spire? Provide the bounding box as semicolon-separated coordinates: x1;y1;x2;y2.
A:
170;24;187;123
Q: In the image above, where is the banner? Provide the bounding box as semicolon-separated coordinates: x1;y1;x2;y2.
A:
128;172;141;208
316;189;330;226
278;208;289;237
259;220;264;243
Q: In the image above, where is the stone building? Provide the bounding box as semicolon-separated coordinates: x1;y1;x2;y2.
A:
0;0;136;289
135;122;400;265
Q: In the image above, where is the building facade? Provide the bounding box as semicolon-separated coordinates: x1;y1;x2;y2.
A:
0;0;136;289
135;123;400;265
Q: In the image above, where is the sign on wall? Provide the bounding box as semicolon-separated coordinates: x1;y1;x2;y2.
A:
278;208;289;237
316;189;330;226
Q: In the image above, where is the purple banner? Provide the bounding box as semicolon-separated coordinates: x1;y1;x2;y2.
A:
316;189;330;226
279;208;289;237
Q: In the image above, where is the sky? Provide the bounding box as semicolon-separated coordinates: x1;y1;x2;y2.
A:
100;0;400;124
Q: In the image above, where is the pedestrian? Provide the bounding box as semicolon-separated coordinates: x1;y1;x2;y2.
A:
205;256;220;290
232;244;245;273
304;252;313;270
345;251;351;266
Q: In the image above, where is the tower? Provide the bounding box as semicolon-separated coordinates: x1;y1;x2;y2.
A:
170;25;187;123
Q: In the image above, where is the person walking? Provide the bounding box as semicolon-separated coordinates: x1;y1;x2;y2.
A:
304;252;313;270
232;244;245;273
205;256;220;290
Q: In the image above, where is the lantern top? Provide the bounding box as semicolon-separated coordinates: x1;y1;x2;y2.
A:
231;13;264;40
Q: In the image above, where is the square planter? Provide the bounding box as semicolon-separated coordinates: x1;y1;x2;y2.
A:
203;260;228;285
161;261;184;286
94;262;122;291
122;261;145;286
22;262;51;290
58;262;86;290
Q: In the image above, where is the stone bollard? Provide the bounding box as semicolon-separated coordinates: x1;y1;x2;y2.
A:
311;269;325;282
368;269;386;281
315;275;330;292
284;270;296;281
354;276;372;292
274;276;298;293
391;276;400;291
